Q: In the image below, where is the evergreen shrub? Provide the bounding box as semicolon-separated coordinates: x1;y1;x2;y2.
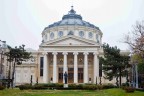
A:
0;85;5;90
102;83;115;89
19;84;32;90
124;87;135;93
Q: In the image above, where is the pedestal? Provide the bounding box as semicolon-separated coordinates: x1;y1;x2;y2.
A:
63;84;68;88
50;80;53;83
89;81;92;83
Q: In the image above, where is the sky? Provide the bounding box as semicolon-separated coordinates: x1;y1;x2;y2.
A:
0;0;144;50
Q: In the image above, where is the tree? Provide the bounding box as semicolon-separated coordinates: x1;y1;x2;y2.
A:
99;43;130;86
5;45;31;88
124;20;144;87
124;20;144;58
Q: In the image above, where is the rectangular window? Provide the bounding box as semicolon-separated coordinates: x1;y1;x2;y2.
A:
40;57;44;76
59;73;63;79
68;73;73;79
99;63;102;77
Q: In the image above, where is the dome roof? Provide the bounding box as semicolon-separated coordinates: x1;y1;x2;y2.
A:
45;6;100;30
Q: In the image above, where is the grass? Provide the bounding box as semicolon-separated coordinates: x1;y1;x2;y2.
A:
0;88;144;96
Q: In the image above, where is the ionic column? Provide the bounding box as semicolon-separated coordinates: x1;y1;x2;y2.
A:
63;52;68;83
73;52;78;83
83;52;89;83
43;52;48;83
93;52;99;83
52;52;58;83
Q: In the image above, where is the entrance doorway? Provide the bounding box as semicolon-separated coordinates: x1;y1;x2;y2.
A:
68;68;74;83
78;68;83;83
58;68;74;83
58;68;63;83
59;68;83;83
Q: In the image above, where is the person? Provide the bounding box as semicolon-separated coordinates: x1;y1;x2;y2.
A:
64;71;68;84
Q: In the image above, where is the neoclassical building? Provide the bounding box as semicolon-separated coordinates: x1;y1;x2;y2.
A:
14;7;127;85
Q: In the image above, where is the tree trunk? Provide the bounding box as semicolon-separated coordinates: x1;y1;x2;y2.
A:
116;76;119;87
119;67;122;86
7;61;11;89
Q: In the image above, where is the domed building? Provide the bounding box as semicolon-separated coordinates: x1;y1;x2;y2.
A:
15;7;126;85
39;6;102;83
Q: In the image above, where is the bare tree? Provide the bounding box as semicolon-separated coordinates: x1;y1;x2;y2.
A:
124;20;144;58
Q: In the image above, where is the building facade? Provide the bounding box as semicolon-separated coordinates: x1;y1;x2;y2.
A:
15;7;127;85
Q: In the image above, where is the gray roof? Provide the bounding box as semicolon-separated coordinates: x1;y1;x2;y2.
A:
45;7;100;30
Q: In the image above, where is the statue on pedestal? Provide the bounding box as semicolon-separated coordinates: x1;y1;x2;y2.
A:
64;71;68;84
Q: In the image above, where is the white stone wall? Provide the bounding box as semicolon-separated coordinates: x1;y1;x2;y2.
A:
15;65;36;85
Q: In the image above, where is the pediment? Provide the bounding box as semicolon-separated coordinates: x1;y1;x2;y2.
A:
42;36;96;46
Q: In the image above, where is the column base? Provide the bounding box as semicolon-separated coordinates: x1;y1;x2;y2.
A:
63;84;68;88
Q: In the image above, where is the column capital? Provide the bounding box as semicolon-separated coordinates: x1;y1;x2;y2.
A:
52;52;58;55
83;52;89;55
93;52;99;55
73;52;78;55
42;52;48;56
63;52;68;55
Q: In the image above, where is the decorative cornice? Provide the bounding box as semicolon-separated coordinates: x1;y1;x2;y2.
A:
41;35;97;46
42;52;47;56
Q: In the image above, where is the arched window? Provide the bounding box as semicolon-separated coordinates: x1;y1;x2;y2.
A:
50;32;54;39
88;32;93;38
79;31;84;38
96;34;99;43
68;31;74;35
58;31;63;37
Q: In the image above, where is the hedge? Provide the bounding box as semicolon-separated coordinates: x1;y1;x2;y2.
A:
18;83;116;90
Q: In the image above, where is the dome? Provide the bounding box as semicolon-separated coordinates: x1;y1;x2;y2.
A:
45;6;100;30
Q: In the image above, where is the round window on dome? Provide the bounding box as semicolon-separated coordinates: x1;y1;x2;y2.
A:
50;32;54;39
79;31;84;38
68;31;74;35
58;31;63;37
89;32;93;38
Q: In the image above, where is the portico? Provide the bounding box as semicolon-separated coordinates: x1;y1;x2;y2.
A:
42;51;99;84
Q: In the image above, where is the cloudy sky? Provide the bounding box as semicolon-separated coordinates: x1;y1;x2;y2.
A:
0;0;144;50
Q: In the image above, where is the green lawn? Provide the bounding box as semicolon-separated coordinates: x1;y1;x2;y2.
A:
0;88;144;96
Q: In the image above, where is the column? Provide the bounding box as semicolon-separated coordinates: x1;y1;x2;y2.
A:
63;52;68;83
93;52;99;84
83;52;89;83
73;52;78;83
52;52;57;83
43;53;48;83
